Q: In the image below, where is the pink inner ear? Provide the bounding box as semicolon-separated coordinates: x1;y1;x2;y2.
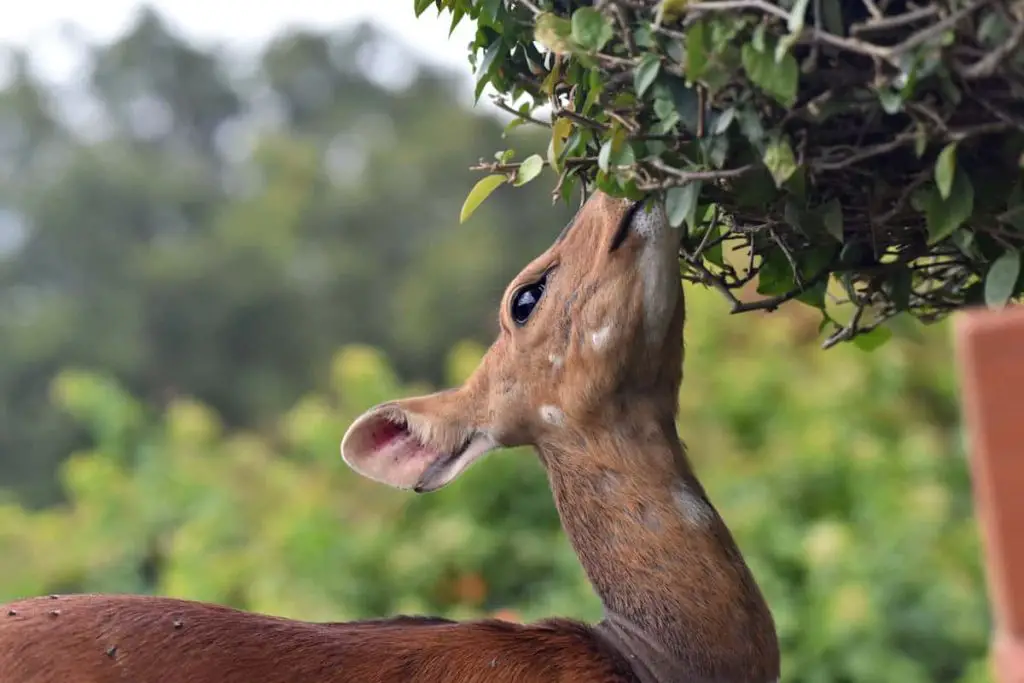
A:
367;418;408;452
366;416;439;462
342;411;447;489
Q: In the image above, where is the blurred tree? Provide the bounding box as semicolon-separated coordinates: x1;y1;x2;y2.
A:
90;7;242;157
0;10;574;505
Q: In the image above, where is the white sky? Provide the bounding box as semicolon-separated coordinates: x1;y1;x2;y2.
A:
0;0;476;85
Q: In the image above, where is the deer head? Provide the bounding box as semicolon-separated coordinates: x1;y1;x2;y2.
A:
341;191;684;492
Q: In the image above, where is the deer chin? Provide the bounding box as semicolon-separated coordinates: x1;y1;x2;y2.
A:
340;411;499;493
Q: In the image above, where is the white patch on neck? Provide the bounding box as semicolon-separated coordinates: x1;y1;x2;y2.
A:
599;474;620;495
674;481;714;526
631;203;679;346
549;353;564;369
590;325;612;350
539;405;565;427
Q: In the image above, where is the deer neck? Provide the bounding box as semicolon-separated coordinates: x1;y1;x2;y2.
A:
538;410;779;683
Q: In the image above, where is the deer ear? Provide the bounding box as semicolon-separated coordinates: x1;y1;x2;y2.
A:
340;404;499;493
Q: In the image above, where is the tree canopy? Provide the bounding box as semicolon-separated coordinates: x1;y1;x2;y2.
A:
429;0;1024;347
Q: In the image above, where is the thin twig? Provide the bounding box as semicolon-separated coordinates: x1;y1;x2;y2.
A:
555;109;608;130
493;97;550;127
961;20;1024;79
515;0;542;16
850;6;940;35
729;263;832;313
643;158;753;184
860;0;883;20
683;0;788;21
812;132;917;171
610;3;638;57
887;0;994;58
471;156;598;173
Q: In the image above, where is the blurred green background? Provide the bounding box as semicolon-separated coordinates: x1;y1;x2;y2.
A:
0;8;992;683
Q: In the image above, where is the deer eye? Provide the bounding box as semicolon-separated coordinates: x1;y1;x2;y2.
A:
510;277;546;326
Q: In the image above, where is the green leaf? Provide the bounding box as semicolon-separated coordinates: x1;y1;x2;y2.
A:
475;40;503;85
821;199;844;242
984;249;1021;309
613;143;636;169
535;13;575;54
665;181;702;229
732;167;776;208
922;170;975;244
477;0;501;22
479;0;501;22
796;280;828;309
702;134;729;168
712;108;735;135
763;136;798;187
752;24;767;52
756;250;794;296
914;124;928;158
685;21;709;80
503;111;529;137
514;154;544;187
737;107;766;149
634;55;662;98
877;88;904;114
653;94;680;130
652;78;700;133
741;43;798;107
951;229;981;261
853;326;892;352
571;7;614;52
659;0;692;22
582;70;605;114
414;0;434;17
547;117;573;172
1002;181;1024;231
934;142;958;200
448;5;466;36
888;268;913;311
598;128;634;172
460;175;506;223
783;199;804;232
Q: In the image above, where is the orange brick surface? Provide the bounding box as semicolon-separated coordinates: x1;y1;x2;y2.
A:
955;305;1024;683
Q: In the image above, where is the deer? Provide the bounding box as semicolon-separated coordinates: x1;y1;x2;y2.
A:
0;190;779;683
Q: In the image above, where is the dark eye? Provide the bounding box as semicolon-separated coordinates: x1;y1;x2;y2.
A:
510;278;546;326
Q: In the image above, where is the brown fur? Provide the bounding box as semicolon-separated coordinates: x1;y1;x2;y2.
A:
0;192;779;683
0;594;635;683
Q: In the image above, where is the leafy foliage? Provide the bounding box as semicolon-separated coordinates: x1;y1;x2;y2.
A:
426;0;1024;346
0;287;989;683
